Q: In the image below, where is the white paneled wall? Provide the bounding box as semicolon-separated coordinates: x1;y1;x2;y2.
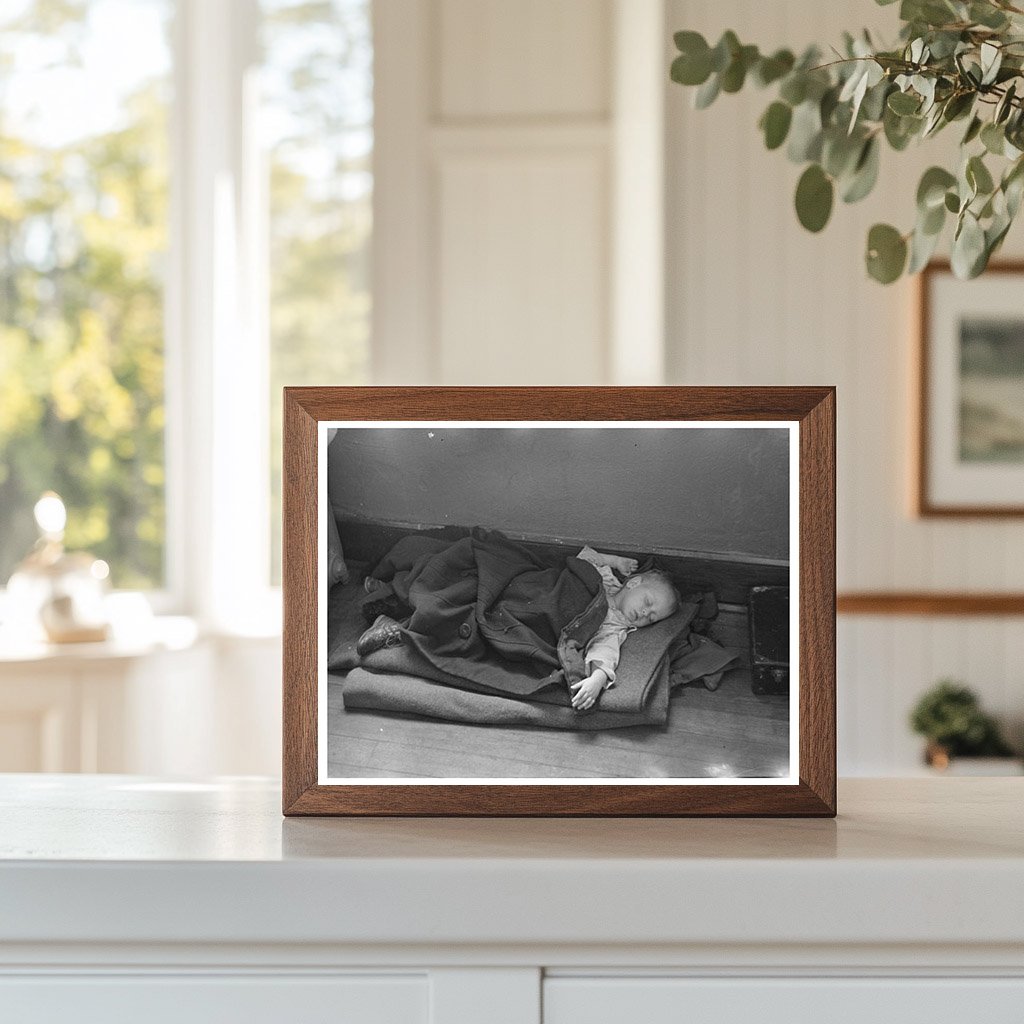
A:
437;144;609;384
666;0;1024;773
374;0;664;386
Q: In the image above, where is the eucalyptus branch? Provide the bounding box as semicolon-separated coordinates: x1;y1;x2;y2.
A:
670;0;1024;283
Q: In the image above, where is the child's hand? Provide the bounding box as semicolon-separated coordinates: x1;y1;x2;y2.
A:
570;670;607;710
608;554;638;576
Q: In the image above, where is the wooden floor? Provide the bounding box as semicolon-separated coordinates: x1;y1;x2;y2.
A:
326;575;790;780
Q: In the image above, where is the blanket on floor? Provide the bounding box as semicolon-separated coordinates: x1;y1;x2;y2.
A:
359;528;610;696
334;657;672;730
329;529;738;730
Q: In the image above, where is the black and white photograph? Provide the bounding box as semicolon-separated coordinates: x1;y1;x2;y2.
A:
320;422;797;784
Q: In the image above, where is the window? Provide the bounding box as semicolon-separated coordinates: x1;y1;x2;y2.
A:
0;0;173;589
261;0;373;581
0;0;373;619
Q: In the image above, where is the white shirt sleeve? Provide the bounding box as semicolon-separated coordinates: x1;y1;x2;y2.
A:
584;616;629;687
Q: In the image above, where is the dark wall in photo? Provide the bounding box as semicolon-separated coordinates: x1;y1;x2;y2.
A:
328;427;790;561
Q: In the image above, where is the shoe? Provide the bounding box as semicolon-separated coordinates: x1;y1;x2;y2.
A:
356;615;404;656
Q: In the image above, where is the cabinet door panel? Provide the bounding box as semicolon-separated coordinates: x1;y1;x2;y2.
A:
0;975;427;1024
545;977;1024;1023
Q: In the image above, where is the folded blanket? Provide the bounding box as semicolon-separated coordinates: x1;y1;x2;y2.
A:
336;653;672;730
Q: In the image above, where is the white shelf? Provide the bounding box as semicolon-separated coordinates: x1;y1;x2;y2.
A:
2;775;1022;1021
1;776;1022;946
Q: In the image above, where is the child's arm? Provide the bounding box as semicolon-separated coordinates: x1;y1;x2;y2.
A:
574;631;623;711
570;668;609;710
577;545;639;578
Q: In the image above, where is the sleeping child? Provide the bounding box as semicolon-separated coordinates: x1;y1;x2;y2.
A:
357;536;682;713
569;546;681;711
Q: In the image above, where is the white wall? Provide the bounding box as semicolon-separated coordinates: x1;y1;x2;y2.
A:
96;0;1006;780
373;0;666;387
665;0;1024;772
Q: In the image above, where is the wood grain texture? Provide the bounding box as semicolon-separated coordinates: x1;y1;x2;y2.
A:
838;592;1024;616
799;388;837;812
916;260;1024;518
282;387;836;817
282;392;319;812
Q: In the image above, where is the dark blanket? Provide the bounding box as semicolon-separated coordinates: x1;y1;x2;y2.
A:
345;602;691;714
358;529;611;697
329;529;740;730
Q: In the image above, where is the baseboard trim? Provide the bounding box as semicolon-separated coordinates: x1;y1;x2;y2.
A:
838;592;1024;616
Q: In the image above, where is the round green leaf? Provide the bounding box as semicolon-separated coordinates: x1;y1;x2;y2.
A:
760;101;792;150
671;32;712;86
866;223;908;284
710;31;740;73
887;91;920;116
721;45;757;93
795;164;834;233
952;212;987;279
908;223;942;274
943;92;974;123
787;101;823;162
842;137;880;204
694;73;721;109
884;106;921;151
981;122;1005;155
962;116;983;145
779;74;807;106
944;190;961;214
920;199;945;236
823;129;862;179
674;29;707;53
967;155;995;196
970;1;1009;29
917;166;957;211
754;49;794;87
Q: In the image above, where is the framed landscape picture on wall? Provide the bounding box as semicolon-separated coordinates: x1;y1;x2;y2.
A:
918;262;1024;517
282;387;836;817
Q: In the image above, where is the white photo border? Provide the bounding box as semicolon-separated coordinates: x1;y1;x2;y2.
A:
318;421;800;786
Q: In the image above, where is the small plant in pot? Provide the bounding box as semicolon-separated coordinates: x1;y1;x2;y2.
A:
909;679;1017;770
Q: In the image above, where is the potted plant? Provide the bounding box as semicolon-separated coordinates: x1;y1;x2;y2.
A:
670;0;1024;283
909;679;1019;771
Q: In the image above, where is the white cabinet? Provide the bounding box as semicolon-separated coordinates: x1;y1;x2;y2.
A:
545;977;1024;1023
1;777;1022;1023
1;975;428;1024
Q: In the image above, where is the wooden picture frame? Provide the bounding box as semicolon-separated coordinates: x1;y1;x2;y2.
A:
917;261;1024;517
283;387;836;816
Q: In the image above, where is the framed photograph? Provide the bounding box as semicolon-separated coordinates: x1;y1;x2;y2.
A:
283;387;835;816
918;261;1024;517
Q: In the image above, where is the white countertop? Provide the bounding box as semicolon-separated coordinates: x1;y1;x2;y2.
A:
2;776;1022;950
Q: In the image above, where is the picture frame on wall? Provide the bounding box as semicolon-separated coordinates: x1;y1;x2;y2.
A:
282;387;836;817
918;261;1024;517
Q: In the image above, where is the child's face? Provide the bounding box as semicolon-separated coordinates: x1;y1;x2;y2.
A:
618;577;677;628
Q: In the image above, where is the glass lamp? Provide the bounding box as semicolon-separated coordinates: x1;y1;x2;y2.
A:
5;493;111;644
